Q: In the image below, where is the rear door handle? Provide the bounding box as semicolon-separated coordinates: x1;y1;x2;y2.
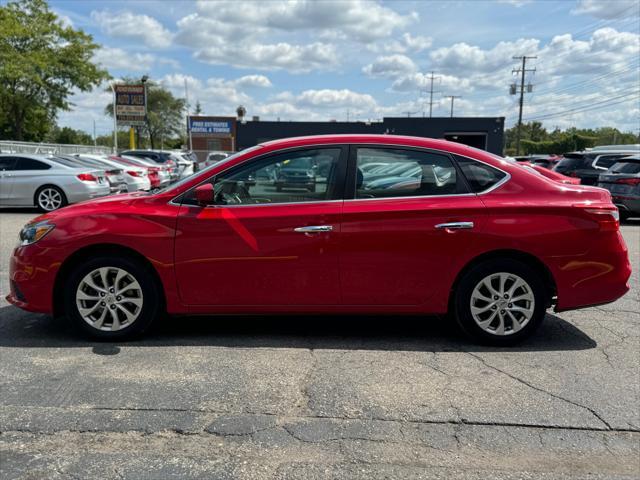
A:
294;225;333;234
435;221;474;230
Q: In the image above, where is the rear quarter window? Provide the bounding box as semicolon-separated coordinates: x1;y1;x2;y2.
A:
454;156;507;193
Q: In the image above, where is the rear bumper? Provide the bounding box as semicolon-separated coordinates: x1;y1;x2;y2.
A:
127;177;151;192
612;196;640;215
65;183;111;204
549;230;632;311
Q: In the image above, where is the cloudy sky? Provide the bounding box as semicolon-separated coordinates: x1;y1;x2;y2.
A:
51;0;640;137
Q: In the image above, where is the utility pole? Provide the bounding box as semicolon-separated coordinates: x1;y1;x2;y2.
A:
445;95;461;118
426;71;440;118
511;56;537;155
184;78;193;152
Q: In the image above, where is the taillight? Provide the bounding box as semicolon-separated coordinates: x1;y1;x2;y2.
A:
77;173;97;182
127;170;142;177
615;177;640;186
578;206;620;232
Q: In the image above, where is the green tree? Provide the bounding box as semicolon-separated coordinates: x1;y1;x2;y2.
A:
106;79;186;149
45;125;93;145
0;0;109;141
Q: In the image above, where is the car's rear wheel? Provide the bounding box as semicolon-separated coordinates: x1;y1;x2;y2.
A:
64;256;160;340
35;185;67;212
453;259;547;345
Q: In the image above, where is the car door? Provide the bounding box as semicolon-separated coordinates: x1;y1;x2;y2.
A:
0;156;17;204
10;157;53;206
174;146;347;306
339;146;487;306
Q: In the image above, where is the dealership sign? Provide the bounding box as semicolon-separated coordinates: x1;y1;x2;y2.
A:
189;118;233;134
115;84;146;126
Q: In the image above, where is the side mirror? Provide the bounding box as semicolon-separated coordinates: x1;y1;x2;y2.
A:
195;183;215;205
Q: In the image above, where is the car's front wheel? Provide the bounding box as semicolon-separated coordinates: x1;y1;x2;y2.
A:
64;256;160;340
453;259;547;345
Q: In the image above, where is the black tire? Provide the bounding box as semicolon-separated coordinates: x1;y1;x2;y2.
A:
64;255;161;340
35;185;67;212
453;259;547;346
619;211;631;222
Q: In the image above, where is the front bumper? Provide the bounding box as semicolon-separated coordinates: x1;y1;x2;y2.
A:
7;243;59;314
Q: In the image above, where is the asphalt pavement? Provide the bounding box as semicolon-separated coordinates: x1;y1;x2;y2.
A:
0;209;638;479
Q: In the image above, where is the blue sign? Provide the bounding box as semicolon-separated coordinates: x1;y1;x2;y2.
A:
189;118;233;134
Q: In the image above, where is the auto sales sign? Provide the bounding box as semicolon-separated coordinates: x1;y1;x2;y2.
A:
115;84;146;126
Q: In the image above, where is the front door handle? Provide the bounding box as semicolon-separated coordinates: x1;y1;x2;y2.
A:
435;221;474;230
294;225;333;234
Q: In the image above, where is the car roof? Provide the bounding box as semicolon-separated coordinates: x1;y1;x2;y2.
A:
256;134;499;161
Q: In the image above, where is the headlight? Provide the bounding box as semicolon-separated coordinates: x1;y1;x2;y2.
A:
18;221;55;246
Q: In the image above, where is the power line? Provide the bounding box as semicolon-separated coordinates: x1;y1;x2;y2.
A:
525;90;640;121
511;56;537;155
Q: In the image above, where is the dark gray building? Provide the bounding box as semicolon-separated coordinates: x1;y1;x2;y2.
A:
236;117;505;154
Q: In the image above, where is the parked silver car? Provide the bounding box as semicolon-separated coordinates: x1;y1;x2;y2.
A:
52;155;127;194
73;154;151;192
0;154;110;211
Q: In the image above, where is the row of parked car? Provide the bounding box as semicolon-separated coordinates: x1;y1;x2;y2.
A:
0;150;198;212
512;145;639;220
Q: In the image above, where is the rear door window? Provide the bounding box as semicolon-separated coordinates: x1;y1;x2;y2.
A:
355;147;465;198
454;156;507;193
14;157;51;170
555;154;590;170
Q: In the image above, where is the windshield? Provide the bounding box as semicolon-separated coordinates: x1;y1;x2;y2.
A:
154;146;263;194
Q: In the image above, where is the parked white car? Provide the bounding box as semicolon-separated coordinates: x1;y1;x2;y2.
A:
74;154;151;192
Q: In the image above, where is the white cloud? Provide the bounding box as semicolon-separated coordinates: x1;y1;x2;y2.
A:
390;72;472;94
175;0;417;72
93;47;156;72
91;10;173;48
430;38;541;75
363;55;417;78
496;0;533;6
234;75;273;88
193;41;338;73
192;0;416;43
401;33;433;52
572;0;640;19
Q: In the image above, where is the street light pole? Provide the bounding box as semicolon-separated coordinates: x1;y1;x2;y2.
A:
109;83;118;154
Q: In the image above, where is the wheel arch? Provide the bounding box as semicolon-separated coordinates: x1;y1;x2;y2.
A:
52;243;166;317
448;249;557;311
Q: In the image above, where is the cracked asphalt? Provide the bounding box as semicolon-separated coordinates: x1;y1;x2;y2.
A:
0;210;639;479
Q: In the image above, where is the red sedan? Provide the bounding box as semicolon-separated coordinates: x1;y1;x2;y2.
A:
8;135;631;345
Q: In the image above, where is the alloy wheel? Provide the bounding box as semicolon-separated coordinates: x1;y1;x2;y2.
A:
37;188;63;211
75;267;144;331
469;272;535;336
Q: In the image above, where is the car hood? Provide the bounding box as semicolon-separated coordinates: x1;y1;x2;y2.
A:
32;191;150;224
